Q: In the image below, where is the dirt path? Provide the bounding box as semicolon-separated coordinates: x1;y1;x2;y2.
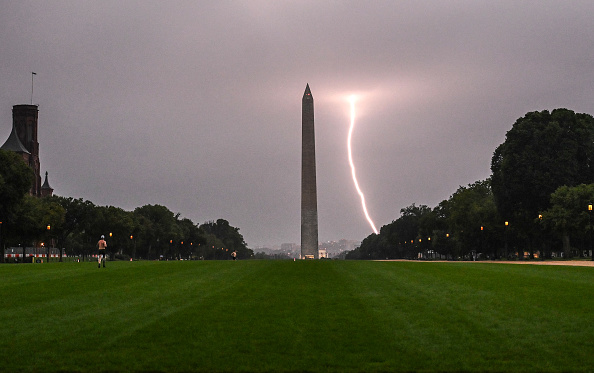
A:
380;259;594;267
485;260;594;267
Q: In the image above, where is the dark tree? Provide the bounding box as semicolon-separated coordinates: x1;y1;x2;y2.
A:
134;205;181;260
6;195;65;258
491;109;594;253
441;180;501;259
348;204;431;260
0;150;34;261
200;219;252;259
541;184;594;257
48;196;96;260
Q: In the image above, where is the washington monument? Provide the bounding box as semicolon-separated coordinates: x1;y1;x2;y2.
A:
301;84;319;259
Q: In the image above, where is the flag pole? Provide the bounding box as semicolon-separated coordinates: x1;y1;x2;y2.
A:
31;72;36;104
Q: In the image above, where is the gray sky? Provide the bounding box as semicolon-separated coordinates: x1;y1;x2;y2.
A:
2;1;594;248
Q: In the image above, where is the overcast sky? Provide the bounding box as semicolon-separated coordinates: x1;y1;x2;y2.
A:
2;1;594;248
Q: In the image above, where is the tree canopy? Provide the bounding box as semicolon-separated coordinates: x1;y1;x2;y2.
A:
0;149;33;220
491;109;594;227
2;196;252;261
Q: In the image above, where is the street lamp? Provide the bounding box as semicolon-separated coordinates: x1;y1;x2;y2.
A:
130;235;135;260
473;225;485;260
504;221;509;259
588;203;594;261
46;224;51;262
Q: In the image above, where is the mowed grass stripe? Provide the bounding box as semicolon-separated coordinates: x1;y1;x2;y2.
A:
336;262;593;371
1;261;257;372
1;260;593;372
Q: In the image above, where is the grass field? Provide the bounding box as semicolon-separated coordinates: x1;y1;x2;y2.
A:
1;260;593;372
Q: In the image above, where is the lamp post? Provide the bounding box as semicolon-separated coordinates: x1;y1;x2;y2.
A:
478;225;484;261
588;203;594;261
538;214;543;260
46;225;51;262
504;221;509;259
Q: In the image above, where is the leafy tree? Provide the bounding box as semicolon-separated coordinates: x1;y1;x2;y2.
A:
491;109;594;252
441;180;501;259
350;184;503;261
6;195;65;259
392;204;432;259
200;219;252;259
174;218;206;259
429;201;456;259
0;150;34;261
349;204;431;260
345;233;388;260
100;206;135;260
48;196;96;260
133;205;181;260
0;150;33;217
540;184;594;258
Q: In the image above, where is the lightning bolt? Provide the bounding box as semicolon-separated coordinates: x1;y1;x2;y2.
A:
348;95;379;234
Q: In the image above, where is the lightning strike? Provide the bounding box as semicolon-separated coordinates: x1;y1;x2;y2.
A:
348;95;379;234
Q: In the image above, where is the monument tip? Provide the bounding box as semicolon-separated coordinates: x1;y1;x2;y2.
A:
303;83;312;99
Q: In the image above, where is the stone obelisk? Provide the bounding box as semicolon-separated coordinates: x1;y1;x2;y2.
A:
301;84;319;259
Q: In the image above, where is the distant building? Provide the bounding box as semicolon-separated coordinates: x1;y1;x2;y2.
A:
1;104;53;197
281;243;297;252
319;239;360;258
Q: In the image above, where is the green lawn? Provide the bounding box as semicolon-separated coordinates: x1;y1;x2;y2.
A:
0;260;592;372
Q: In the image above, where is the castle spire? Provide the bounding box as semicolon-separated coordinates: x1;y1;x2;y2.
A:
41;171;53;197
1;124;29;154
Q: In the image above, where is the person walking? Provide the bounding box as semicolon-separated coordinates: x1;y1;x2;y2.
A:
231;251;237;261
97;235;107;268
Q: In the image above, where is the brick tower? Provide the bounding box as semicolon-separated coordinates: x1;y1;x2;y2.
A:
1;104;50;197
301;84;319;259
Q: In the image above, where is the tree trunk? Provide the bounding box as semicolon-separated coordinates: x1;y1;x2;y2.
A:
562;234;571;258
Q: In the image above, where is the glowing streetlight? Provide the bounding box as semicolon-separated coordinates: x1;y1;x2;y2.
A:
46;225;52;261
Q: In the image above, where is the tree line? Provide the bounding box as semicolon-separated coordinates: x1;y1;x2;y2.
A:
347;108;594;260
0;151;252;262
